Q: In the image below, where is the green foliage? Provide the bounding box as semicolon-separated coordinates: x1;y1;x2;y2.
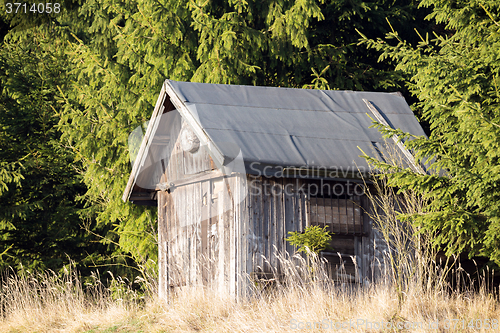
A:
302;65;331;90
0;29;121;273
54;0;427;264
286;225;332;255
0;0;430;271
360;0;500;264
0;161;24;195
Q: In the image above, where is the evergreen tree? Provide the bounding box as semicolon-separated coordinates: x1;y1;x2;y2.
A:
0;0;430;267
0;31;106;272
360;0;500;265
58;0;428;262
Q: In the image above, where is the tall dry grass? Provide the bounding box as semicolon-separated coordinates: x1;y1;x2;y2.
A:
0;267;145;332
0;257;498;332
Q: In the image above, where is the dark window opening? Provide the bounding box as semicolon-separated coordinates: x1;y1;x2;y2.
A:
309;193;364;235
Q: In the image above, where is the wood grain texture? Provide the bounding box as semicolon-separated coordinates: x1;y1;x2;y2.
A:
158;153;389;298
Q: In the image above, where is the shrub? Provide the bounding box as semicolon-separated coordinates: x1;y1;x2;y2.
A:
285;225;332;255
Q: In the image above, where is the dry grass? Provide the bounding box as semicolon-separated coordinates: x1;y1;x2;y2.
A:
0;266;498;333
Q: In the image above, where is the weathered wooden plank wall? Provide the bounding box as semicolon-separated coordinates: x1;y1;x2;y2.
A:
157;122;391;298
157;116;215;298
242;177;389;287
243;176;308;280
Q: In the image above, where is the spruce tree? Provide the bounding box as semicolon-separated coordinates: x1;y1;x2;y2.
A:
360;0;500;264
1;0;430;266
0;29;119;272
58;0;428;262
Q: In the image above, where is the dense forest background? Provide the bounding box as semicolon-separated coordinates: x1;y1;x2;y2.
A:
0;0;499;279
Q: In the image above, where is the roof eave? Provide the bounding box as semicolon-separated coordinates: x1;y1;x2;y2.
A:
122;82;168;202
163;80;226;168
122;80;228;202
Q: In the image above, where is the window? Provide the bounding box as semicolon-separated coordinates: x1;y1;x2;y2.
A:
309;194;363;235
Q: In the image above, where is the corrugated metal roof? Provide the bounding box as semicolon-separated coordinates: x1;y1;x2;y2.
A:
168;80;425;171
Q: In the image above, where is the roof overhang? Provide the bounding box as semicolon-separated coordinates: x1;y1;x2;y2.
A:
122;80;227;202
122;83;167;202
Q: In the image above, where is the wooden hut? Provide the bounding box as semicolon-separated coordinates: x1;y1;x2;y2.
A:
122;80;426;299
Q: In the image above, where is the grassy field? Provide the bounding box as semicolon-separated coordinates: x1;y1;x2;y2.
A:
0;257;499;333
